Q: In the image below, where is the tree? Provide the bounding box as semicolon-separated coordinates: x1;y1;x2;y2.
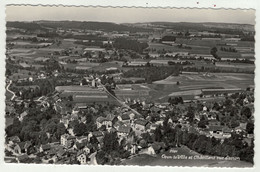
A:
154;126;163;142
198;120;208;128
56;123;66;138
185;31;190;37
6;69;11;76
241;106;252;119
141;132;153;143
102;132;119;153
68;95;73;101
73;123;88;136
210;47;220;60
96;150;109;165
186;106;195;123
246;122;254;134
229;119;240;128
82;78;87;85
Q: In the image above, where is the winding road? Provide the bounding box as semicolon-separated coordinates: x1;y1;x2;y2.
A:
6;80;16;101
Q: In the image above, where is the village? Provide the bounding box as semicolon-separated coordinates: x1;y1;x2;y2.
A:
5;71;255;164
4;17;255;166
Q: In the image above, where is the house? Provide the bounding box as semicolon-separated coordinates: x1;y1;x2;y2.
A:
208;119;221;126
39;144;51;153
106;113;116;123
134;119;148;132
96;117;105;129
149;142;166;154
149;124;158;131
150;106;161;113
96;116;113;129
60;134;76;148
56;149;66;159
76;136;88;143
73;142;87;150
208;126;223;136
208;111;219;120
222;127;232;138
7;136;21;145
147;146;156;155
89;131;104;143
19;111;28;121
77;150;87;164
118;113;131;123
14;141;32;155
16;154;29;163
47;148;57;158
83;145;93;154
129;143;138;155
60;115;70;128
117;125;131;138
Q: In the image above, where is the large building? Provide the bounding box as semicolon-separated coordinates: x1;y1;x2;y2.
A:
55;85;118;105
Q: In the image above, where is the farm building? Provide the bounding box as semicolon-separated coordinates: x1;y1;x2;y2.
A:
201;88;243;97
201;38;221;41
195;54;215;60
224;38;241;42
55;86;118;105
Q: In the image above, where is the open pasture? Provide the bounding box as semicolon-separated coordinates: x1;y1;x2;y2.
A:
149;39;254;60
91;61;125;72
215;62;255;69
149;72;254;102
55;85;100;92
148;42;210;55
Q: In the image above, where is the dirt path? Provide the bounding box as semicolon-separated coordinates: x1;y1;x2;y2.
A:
6;80;16;101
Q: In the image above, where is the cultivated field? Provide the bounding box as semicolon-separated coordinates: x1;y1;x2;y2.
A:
147;72;254;102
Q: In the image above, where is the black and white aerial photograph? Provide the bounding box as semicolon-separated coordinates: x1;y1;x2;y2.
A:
4;5;255;167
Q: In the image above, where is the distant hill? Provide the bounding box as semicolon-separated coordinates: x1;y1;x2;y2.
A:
144;22;254;32
36;21;152;33
6;21;47;31
6;21;254;33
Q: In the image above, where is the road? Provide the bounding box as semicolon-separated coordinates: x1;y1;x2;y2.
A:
89;152;98;165
101;84;142;116
6;80;16;101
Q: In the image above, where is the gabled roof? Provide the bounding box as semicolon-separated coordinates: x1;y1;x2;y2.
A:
61;134;76;140
17;141;31;150
57;149;66;157
121;114;130;120
135;119;148;126
117;125;131;133
77;149;85;157
41;144;51;151
75;142;87;150
151;142;166;151
96;116;106;123
92;131;103;137
8;136;20;143
223;126;232;133
20;111;28;118
208;126;223;132
106;113;115;121
17;154;29;161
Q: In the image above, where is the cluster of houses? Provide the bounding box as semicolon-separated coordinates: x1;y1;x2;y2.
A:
5;86;254;164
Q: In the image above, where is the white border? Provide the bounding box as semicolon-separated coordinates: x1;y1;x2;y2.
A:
0;0;259;172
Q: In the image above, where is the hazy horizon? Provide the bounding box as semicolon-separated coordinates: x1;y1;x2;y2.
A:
6;6;255;25
6;20;255;26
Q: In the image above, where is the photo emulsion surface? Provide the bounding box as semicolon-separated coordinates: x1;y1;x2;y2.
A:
4;6;255;167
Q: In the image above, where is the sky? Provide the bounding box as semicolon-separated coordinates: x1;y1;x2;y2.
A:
6;5;255;25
